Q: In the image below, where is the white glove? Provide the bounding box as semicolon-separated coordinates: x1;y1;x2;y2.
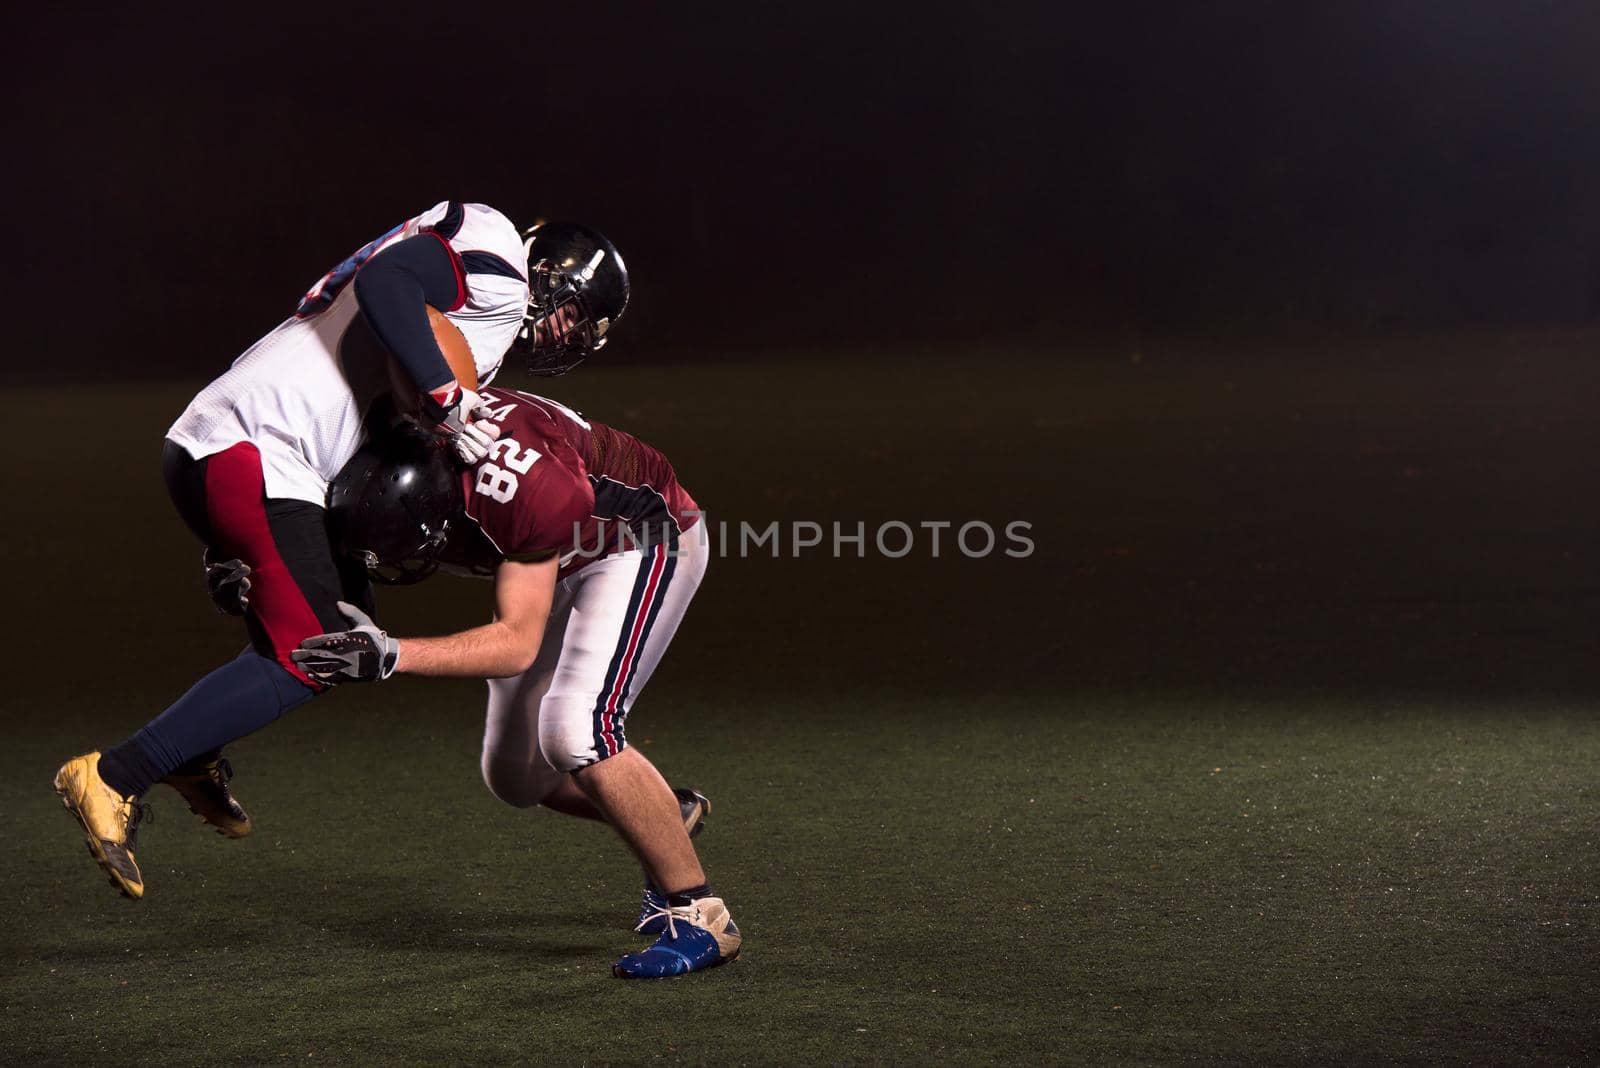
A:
453;392;504;465
425;385;503;465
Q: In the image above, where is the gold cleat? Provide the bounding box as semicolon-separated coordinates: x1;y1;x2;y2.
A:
162;757;252;838
53;751;148;900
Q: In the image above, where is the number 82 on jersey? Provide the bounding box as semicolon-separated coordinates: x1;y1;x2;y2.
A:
473;438;542;503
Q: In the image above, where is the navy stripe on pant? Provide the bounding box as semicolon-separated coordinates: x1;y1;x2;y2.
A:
589;544;675;760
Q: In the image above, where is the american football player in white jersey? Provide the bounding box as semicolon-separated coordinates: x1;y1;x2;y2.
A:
51;206;629;904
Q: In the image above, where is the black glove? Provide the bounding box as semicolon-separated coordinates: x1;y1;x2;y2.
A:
204;551;252;616
291;602;400;683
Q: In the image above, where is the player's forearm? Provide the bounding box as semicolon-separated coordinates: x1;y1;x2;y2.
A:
395;621;540;679
354;234;463;393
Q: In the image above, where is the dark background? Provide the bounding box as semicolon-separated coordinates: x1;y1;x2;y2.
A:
6;1;1600;701
4;8;1599;1059
6;2;1600;379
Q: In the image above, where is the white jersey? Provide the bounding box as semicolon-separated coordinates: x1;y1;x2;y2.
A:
167;201;529;505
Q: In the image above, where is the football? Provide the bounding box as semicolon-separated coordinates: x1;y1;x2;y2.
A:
427;304;477;389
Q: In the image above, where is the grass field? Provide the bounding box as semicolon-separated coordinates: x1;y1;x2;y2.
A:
3;333;1598;1063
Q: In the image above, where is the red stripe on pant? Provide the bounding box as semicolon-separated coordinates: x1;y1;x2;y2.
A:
599;545;668;756
203;442;326;689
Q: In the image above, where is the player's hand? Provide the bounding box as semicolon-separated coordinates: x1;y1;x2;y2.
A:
424;384;503;465
290;602;400;683
452;403;503;464
204;551;251;616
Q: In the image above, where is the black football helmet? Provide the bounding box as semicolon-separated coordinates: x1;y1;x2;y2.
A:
512;221;630;377
327;425;463;585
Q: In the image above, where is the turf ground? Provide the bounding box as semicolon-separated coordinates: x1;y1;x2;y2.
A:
3;333;1598;1063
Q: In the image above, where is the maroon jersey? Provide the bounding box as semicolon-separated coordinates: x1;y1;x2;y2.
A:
441;388;700;578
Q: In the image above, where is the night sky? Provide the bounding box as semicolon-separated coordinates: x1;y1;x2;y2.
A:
7;3;1599;381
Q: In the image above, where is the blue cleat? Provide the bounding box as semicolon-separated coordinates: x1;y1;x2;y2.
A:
636;883;671;932
614;896;741;978
635;787;711;935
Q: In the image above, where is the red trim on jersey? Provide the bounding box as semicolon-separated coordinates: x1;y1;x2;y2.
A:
599;544;668;754
422;229;468;311
202;443;327;689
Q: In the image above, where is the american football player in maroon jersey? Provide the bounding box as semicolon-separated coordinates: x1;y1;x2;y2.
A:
293;391;740;979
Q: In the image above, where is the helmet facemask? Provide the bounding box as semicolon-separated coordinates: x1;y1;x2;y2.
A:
519;255;613;376
513;223;627;377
